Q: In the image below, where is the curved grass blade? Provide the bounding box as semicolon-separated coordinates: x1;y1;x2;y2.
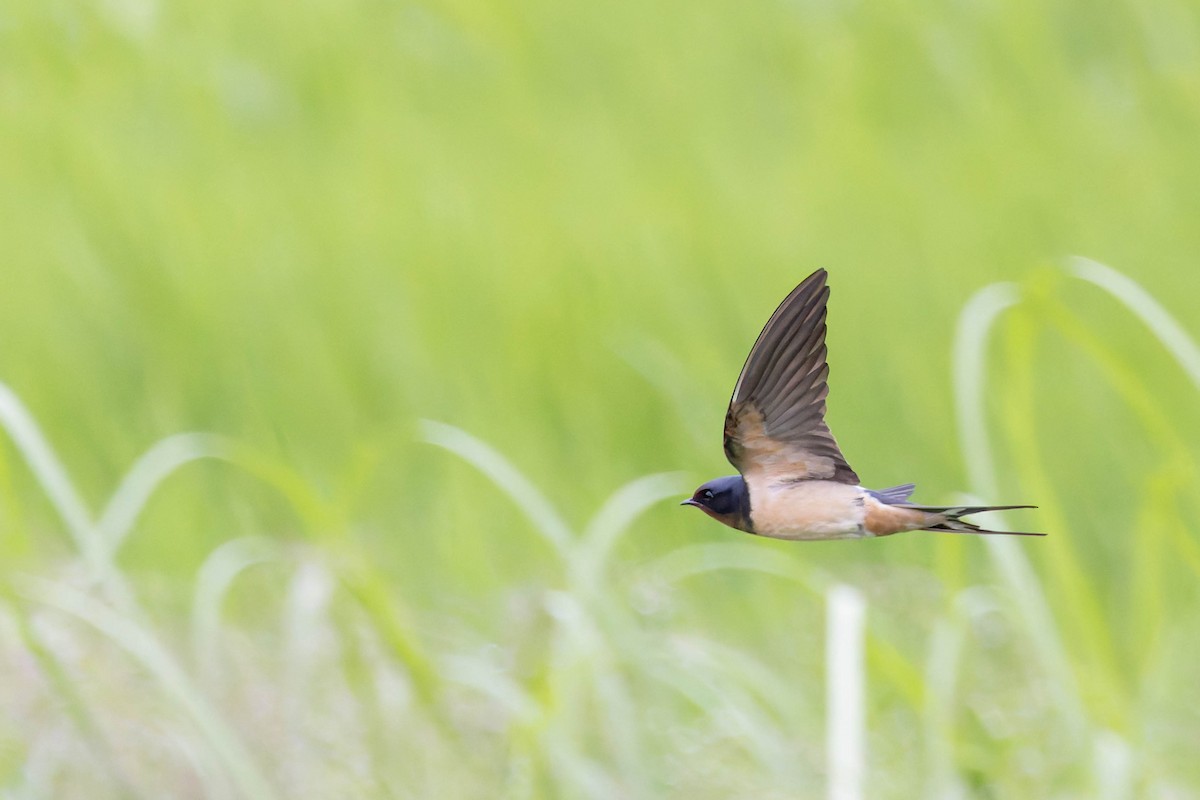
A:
4;594;142;796
99;433;232;557
998;308;1124;722
952;282;1088;739
1069;256;1200;391
572;471;688;592
646;541;830;593
192;536;281;681
19;576;279;800
953;282;1020;498
419;419;573;556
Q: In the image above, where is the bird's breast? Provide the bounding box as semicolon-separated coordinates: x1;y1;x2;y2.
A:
745;478;870;540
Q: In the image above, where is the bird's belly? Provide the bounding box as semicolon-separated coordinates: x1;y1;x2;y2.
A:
747;480;869;540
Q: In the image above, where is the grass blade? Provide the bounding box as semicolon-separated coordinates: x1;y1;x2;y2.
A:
952;282;1089;740
572;471;688;592
192;537;281;682
1069;256;1200;391
98;433;231;557
419;419;573;556
19;576;279;800
0;381;115;591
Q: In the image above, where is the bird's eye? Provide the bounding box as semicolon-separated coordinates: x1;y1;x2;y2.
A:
702;490;714;500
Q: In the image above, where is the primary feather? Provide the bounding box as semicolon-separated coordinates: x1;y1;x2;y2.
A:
723;269;859;485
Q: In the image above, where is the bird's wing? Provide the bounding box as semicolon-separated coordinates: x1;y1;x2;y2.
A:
723;269;860;485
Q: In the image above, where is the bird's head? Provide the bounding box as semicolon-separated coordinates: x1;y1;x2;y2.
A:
681;475;752;533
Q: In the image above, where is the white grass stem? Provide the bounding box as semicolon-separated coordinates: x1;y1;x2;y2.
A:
1094;729;1134;800
826;584;866;800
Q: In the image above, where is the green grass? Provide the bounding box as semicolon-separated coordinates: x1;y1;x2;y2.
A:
2;0;1200;796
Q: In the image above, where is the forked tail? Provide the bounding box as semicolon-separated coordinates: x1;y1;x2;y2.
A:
911;504;1044;537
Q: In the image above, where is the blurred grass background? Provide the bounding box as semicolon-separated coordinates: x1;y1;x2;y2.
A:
2;0;1200;796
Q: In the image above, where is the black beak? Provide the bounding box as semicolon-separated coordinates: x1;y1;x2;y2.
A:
680;498;699;507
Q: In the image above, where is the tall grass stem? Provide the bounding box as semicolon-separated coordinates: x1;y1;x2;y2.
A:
952;282;1088;739
826;584;865;800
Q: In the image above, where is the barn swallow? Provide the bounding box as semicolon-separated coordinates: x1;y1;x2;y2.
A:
682;269;1042;539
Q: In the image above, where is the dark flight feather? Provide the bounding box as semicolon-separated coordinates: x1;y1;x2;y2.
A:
723;269;859;485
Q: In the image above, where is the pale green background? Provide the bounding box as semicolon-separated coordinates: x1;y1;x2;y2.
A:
2;0;1199;796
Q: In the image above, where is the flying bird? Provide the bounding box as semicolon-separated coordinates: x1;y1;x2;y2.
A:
682;269;1042;539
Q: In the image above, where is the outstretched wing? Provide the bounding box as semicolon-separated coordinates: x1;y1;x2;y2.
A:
723;269;859;485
